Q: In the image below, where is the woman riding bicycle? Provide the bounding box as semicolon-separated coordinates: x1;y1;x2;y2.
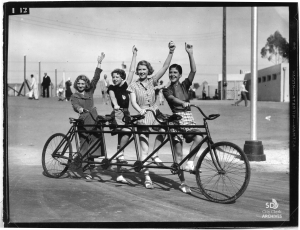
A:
107;45;138;184
163;43;203;194
70;52;105;159
127;41;176;189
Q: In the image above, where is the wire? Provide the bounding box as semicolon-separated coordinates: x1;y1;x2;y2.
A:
17;14;223;39
10;17;222;41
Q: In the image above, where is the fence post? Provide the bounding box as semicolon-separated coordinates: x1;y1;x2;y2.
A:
24;55;26;95
39;62;41;96
55;69;57;97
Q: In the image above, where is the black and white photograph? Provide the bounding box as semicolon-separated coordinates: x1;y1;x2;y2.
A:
3;1;298;228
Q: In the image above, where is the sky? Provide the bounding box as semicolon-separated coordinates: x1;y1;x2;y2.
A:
6;5;289;85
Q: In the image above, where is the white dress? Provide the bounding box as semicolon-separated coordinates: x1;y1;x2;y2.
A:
28;77;39;99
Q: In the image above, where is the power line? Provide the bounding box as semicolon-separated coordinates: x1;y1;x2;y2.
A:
10;18;222;41
19;15;223;38
7;64;257;72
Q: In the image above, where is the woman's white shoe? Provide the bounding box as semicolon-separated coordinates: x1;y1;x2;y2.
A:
179;183;192;194
116;175;128;184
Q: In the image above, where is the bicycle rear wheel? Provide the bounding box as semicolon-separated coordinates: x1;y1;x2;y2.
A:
195;141;250;204
42;133;72;178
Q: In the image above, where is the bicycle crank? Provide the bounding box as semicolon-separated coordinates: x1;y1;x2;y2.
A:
170;163;180;174
69;152;82;170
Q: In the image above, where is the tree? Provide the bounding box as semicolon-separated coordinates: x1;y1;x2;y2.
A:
260;31;289;64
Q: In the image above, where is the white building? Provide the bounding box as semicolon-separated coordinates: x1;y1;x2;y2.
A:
218;74;246;100
218;63;289;102
244;63;289;102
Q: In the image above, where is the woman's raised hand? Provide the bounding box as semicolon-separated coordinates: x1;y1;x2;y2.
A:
168;41;176;53
132;45;138;54
185;43;193;54
98;52;105;63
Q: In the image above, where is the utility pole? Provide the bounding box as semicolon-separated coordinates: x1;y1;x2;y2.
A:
222;7;227;100
243;7;266;161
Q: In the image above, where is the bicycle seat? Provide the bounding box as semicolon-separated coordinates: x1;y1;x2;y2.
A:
131;114;144;120
207;114;220;120
157;113;182;123
167;114;182;122
69;118;83;124
127;114;145;124
97;115;113;123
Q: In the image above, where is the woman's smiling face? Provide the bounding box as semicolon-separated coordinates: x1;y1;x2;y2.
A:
137;64;149;80
77;79;86;92
169;67;181;83
112;73;123;86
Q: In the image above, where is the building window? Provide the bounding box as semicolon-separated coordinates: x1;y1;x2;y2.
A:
267;75;271;81
262;76;266;82
273;74;277;80
258;77;261;83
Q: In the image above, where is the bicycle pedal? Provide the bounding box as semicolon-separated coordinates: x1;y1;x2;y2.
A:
185;170;196;174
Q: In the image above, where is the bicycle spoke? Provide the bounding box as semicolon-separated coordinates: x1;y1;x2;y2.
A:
42;133;72;178
196;142;250;203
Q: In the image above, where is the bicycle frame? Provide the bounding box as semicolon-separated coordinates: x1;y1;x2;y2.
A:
43;105;250;204
55;105;224;174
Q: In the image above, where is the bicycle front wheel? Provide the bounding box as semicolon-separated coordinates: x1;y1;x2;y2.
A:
195;142;251;204
42;133;72;178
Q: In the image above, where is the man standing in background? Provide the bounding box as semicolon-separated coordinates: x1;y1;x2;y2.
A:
42;73;51;98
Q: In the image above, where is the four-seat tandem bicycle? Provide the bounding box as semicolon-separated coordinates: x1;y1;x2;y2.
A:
42;105;251;204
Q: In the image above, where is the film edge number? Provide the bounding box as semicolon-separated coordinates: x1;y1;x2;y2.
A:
10;7;30;15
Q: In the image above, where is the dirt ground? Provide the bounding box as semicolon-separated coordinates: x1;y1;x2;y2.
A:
7;96;290;172
4;96;292;226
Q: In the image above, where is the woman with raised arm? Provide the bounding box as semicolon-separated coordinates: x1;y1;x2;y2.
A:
107;45;138;184
127;41;176;189
163;43;203;194
70;52;105;159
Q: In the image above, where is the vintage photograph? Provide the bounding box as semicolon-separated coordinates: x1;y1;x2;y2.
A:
3;1;298;228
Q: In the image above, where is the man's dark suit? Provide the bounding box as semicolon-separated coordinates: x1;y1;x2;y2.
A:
42;75;51;98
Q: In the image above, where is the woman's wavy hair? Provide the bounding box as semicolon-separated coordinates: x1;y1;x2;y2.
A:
136;60;154;75
111;69;126;80
74;75;91;91
169;64;182;75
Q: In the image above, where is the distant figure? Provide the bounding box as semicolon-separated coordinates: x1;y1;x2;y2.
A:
57;85;65;101
213;89;219;100
28;74;39;100
155;80;166;106
202;87;207;100
189;86;196;100
100;74;110;104
42;73;51;98
65;77;73;101
233;81;248;107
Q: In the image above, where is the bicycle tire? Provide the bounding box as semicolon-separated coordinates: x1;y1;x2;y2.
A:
42;133;72;178
195;141;251;204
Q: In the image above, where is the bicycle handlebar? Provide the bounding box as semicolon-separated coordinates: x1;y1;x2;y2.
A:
144;105;220;122
81;104;220;126
190;105;220;120
144;109;182;124
119;108;145;124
